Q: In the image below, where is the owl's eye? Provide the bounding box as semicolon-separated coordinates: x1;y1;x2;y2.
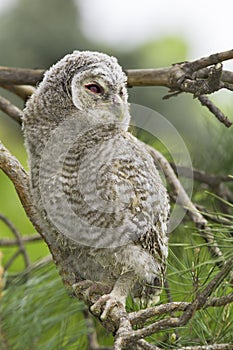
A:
85;83;104;95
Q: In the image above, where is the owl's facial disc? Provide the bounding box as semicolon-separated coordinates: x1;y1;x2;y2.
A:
69;65;130;129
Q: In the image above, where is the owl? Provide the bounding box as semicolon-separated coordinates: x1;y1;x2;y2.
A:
23;51;169;318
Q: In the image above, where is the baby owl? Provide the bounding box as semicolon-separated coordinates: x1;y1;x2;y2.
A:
23;51;169;317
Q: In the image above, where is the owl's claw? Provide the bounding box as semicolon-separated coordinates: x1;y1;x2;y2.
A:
90;294;124;320
73;280;93;295
72;281;111;305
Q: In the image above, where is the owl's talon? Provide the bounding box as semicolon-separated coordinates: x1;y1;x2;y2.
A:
73;281;112;306
101;297;120;320
72;280;93;297
90;294;123;320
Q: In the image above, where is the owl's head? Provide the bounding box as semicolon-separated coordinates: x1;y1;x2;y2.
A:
32;51;130;129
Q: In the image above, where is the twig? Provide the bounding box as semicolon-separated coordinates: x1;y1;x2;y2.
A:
177;344;233;350
198;95;232;127
0;95;23;124
171;164;233;187
136;340;162;350
1;84;35;102
183;49;233;73
121;258;233;344
0;213;30;269
146;145;225;263
0;233;42;246
164;279;180;340
129;292;233;326
4;249;21;270
194;205;232;226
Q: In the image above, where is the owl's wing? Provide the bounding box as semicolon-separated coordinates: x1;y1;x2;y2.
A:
60;127;169;249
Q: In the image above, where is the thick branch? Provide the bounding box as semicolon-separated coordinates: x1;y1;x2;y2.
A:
0;49;233;88
0;142;31;215
1;49;233;128
0;66;44;85
0;142;46;242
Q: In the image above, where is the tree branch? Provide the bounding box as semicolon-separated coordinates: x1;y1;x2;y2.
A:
198;95;232;127
119;258;233;345
0;95;23;124
0;49;233;127
0;142;31;217
177;345;233;350
0;233;41;246
1;84;35;102
146;145;226;264
129;292;233;326
0;214;30;269
1;48;233;87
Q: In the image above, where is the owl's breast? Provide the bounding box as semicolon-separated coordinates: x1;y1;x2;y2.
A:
39;127;168;248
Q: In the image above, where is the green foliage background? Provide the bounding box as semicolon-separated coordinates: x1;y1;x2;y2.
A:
0;0;232;349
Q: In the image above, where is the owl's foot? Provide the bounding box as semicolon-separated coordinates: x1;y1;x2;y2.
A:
73;280;93;297
72;280;111;305
90;293;125;321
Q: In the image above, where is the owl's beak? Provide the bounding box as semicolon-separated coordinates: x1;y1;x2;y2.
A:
110;94;126;121
112;94;122;105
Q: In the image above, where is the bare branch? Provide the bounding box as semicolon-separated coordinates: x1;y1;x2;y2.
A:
0;95;22;124
1;84;35;102
1;48;233;87
129;302;189;326
136;340;162;350
177;344;233;350
183;49;233;72
0;142;48;246
4;249;22;270
195;205;232;225
0;49;233;127
146;145;225;263
0;233;41;246
0;66;44;85
123;258;233;343
129;292;233;326
171;164;232;187
198;95;232;128
0;142;31;218
0;214;30;269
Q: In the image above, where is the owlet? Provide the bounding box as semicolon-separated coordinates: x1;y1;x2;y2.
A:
23;51;169;316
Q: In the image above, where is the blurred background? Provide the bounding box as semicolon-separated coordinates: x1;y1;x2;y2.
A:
0;1;232;348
